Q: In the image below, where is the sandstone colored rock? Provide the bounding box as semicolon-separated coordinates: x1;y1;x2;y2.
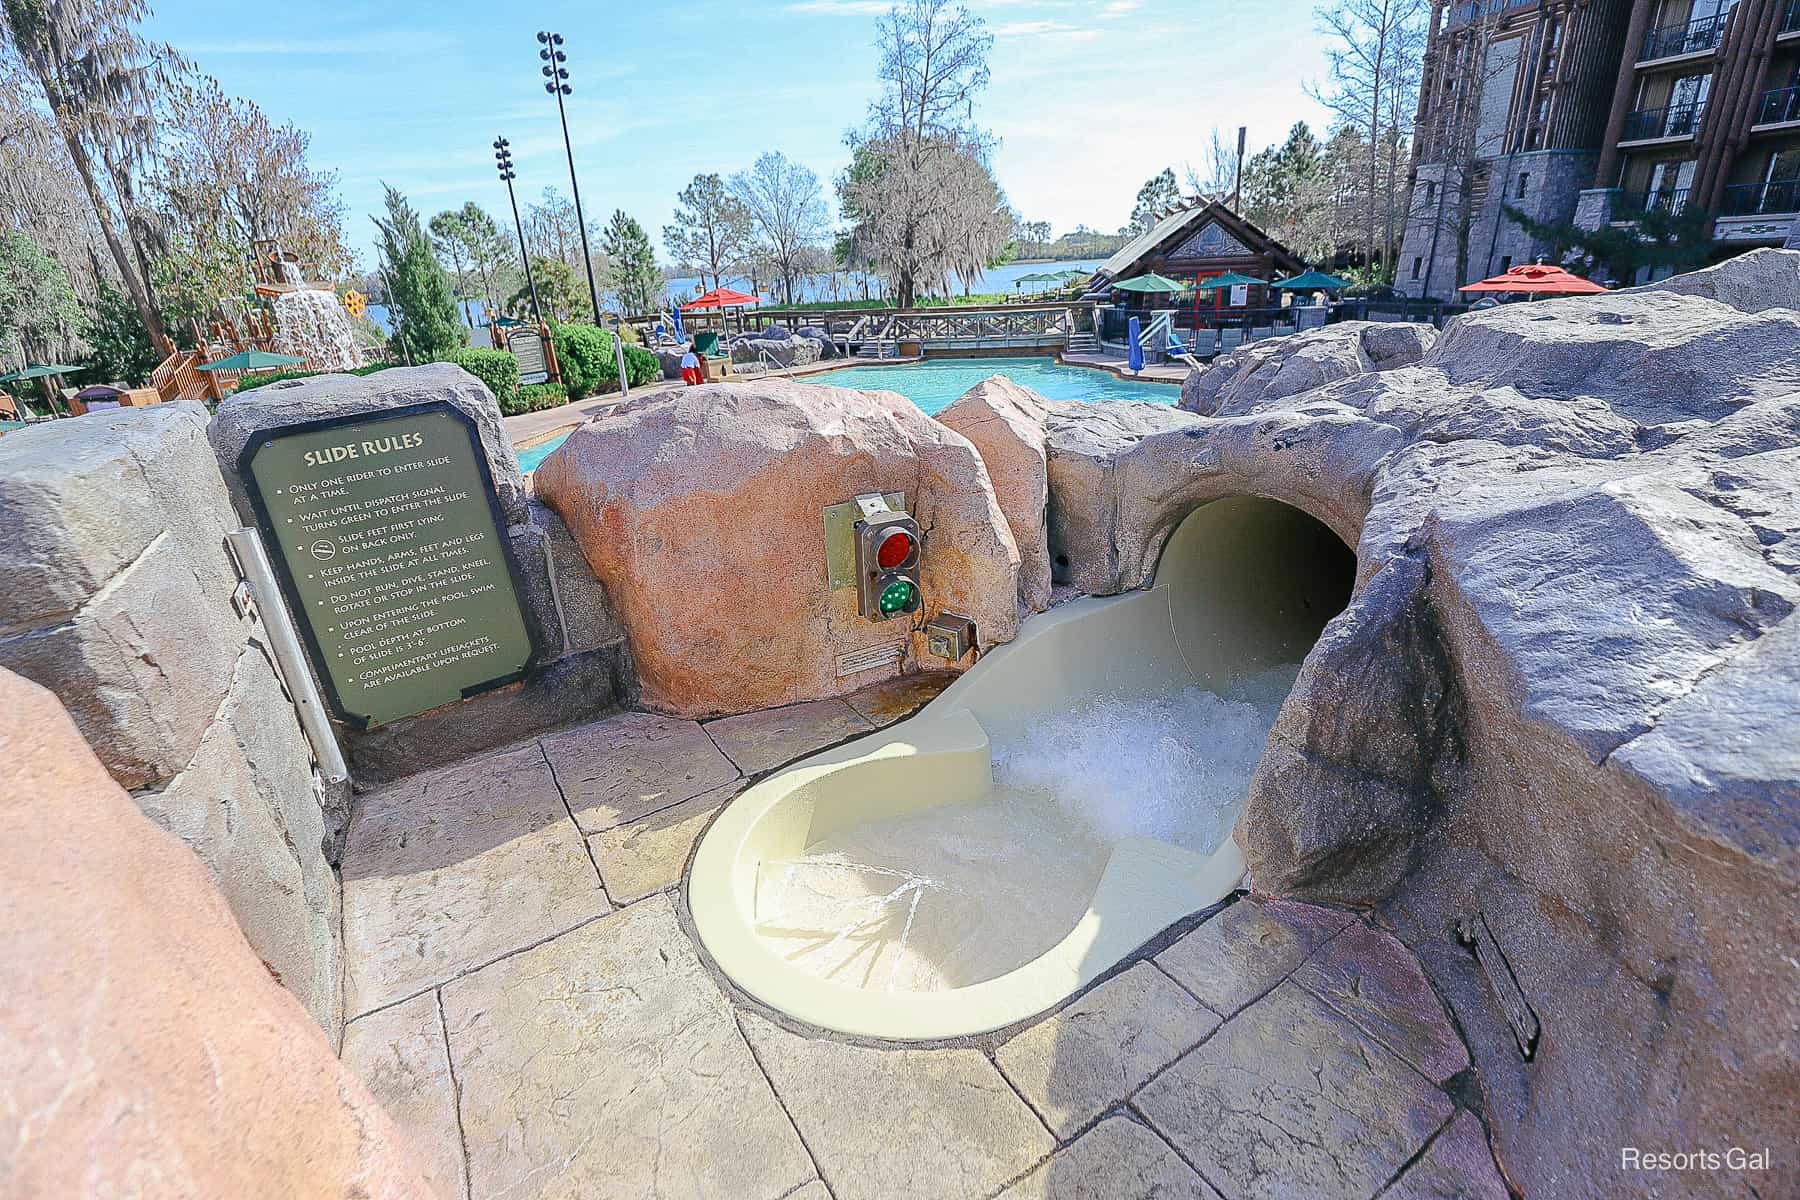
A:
535;379;1021;716
1180;320;1435;416
0;669;432;1199
938;375;1054;612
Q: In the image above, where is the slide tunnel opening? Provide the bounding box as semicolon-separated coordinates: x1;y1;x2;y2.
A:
689;494;1359;1038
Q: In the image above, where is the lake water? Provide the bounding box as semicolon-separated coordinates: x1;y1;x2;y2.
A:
662;259;1103;308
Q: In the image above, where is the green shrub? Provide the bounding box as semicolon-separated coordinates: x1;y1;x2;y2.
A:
501;381;569;416
551;322;614;399
449;347;520;406
623;344;660;387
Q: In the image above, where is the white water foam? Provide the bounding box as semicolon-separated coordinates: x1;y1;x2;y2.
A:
751;665;1301;993
988;664;1301;857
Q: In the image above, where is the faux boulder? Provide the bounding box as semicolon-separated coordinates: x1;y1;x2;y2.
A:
535;379;1020;716
1026;250;1800;1198
0;669;433;1199
1180;320;1435;417
938;376;1053;612
733;334;824;369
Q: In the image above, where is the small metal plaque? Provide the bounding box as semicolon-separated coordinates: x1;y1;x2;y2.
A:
835;642;906;678
822;492;904;589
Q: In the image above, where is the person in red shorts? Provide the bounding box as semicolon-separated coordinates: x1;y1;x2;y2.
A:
679;342;702;385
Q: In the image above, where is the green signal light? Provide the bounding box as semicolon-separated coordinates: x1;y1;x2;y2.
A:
879;579;916;614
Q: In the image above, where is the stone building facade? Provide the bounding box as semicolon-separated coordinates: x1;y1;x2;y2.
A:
1400;0;1800;294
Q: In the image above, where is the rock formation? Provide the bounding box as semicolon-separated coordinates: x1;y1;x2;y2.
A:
534;378;1020;717
0;668;433;1198
937;376;1053;613
1031;252;1800;1197
1179;319;1435;416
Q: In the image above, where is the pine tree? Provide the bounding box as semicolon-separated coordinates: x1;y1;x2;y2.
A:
602;210;662;317
373;184;462;362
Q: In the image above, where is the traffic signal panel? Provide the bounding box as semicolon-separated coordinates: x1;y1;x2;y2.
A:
855;511;922;621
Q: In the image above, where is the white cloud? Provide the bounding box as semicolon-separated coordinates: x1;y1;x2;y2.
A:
1098;0;1143;16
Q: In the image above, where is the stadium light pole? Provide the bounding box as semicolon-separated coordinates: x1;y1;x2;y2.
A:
493;136;546;333
537;31;603;326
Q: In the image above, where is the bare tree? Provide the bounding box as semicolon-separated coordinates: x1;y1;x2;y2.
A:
1309;0;1429;278
839;0;1000;307
731;151;829;306
1184;129;1240;198
1404;9;1512;295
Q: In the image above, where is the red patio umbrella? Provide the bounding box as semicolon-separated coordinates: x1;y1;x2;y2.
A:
682;287;764;310
1460;263;1607;295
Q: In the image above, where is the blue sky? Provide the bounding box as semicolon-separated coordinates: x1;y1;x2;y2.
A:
142;1;1336;269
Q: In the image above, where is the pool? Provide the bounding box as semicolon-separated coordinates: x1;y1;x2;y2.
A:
514;357;1177;471
517;436;567;473
818;356;1178;415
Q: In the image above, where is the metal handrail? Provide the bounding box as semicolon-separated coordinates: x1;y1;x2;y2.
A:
1785;0;1800;34
1640;12;1728;61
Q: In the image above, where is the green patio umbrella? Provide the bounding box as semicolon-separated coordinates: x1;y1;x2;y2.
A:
1192;272;1264;292
0;363;83;383
1272;269;1351;291
1111;272;1187;293
196;349;308;372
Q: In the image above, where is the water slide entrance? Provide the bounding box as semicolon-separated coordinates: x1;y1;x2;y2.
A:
688;496;1356;1039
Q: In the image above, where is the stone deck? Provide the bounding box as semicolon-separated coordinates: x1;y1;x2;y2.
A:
338;675;1511;1200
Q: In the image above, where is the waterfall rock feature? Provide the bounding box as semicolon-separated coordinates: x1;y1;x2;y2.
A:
534;378;1020;718
1039;250;1800;1199
272;287;361;372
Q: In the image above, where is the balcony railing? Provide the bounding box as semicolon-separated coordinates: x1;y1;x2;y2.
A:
1622;101;1705;141
1615;188;1691;217
1721;178;1800;216
1640;12;1729;61
1757;85;1800;126
1785;0;1800;34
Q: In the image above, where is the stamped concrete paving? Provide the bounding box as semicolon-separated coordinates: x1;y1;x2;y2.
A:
340;675;1512;1200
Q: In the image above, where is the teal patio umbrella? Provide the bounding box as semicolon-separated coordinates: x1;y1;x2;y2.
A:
197;349;308;372
1192;272;1263;292
0;363;83;383
1111;272;1187;294
1272;269;1351;291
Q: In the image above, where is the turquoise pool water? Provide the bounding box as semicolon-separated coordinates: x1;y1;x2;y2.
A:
518;437;567;473
513;358;1177;471
819;357;1178;415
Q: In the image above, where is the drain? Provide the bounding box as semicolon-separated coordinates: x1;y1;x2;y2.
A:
1457;912;1540;1061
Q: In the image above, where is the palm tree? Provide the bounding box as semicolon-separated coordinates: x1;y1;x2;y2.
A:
2;0;173;348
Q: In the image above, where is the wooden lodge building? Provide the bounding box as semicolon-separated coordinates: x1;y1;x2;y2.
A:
1083;198;1311;351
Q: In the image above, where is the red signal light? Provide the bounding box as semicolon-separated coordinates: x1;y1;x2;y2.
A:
877;530;913;569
